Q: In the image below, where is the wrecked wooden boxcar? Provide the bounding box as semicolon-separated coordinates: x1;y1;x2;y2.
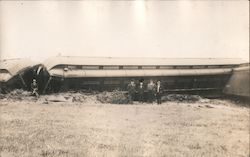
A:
42;56;247;97
0;59;43;93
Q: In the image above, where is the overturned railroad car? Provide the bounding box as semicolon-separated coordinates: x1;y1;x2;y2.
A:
42;56;247;96
223;64;250;98
0;59;43;93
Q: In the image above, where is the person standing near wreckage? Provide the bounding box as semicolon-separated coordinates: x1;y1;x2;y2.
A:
147;79;155;103
31;79;39;97
156;80;162;104
127;79;136;103
138;80;145;103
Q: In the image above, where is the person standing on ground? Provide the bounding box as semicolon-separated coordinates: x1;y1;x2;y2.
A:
147;79;155;103
138;80;145;103
156;80;162;105
31;79;39;97
127;79;136;103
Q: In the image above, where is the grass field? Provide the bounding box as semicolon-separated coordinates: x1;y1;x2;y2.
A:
0;94;249;157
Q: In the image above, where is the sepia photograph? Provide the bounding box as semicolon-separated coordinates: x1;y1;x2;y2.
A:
0;0;249;157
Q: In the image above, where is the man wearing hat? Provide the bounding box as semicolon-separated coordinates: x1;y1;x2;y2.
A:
127;79;136;103
147;79;155;103
31;78;39;97
156;80;162;104
138;79;145;103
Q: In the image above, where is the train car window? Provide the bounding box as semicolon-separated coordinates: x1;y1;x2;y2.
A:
156;66;160;69
76;65;82;69
99;66;104;69
68;65;78;70
103;66;119;70
207;65;220;68
123;66;138;70
159;66;174;69
82;65;99;70
175;66;191;69
138;66;142;69
119;66;123;69
142;66;156;69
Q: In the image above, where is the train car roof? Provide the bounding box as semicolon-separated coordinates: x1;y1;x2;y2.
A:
44;56;247;70
0;58;38;76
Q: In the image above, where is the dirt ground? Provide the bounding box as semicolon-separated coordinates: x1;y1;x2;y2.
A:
0;93;249;157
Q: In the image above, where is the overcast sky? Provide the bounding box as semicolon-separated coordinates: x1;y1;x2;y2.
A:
0;1;249;62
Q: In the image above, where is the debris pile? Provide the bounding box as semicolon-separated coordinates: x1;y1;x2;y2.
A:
161;94;202;103
0;89;33;101
97;90;130;104
39;92;86;104
0;90;204;104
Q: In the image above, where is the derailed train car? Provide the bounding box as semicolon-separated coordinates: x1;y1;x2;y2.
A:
223;64;250;98
42;56;247;97
0;59;42;93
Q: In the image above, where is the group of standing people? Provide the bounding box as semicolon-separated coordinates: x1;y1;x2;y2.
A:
127;79;162;104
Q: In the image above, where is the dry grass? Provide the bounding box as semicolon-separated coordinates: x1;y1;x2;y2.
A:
97;91;130;104
0;95;249;157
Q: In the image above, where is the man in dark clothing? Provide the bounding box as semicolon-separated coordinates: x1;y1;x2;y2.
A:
156;80;162;104
138;80;145;103
147;79;155;103
127;80;136;103
31;79;39;97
